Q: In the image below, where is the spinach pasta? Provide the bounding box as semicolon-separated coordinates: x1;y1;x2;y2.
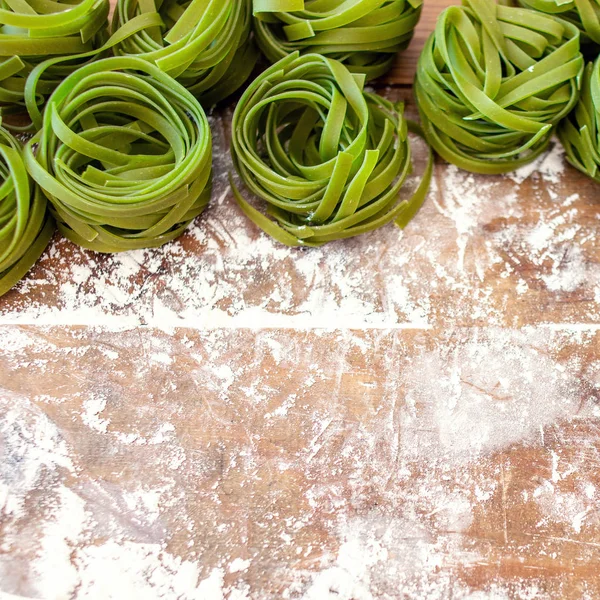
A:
559;58;600;180
0;124;53;296
112;0;258;106
518;0;600;46
415;0;583;174
230;52;432;246
253;0;423;80
24;56;212;253
0;0;109;130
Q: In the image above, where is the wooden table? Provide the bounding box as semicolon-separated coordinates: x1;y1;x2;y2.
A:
1;2;600;598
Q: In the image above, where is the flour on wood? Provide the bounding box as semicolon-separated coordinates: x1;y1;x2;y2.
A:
1;325;598;598
1;103;599;599
1;134;597;330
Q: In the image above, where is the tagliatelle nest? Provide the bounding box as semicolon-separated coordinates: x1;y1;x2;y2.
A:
0;0;110;131
559;58;600;180
24;56;212;253
252;0;423;81
230;52;432;246
112;0;258;107
415;0;583;174
0;125;54;296
518;0;600;46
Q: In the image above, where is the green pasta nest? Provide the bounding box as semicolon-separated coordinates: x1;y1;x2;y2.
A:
559;58;600;180
415;0;583;174
24;56;212;253
0;124;54;297
253;0;423;81
230;52;433;246
112;0;258;107
518;0;600;46
0;0;110;130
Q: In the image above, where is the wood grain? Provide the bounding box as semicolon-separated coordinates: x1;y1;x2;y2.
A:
384;0;456;85
1;326;600;598
1;2;600;599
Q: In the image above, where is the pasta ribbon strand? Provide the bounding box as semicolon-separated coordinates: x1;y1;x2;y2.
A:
253;0;422;80
415;0;583;173
25;56;212;253
231;52;433;246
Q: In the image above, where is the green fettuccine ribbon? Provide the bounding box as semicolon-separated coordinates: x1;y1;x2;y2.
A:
0;123;54;297
230;52;433;247
112;0;258;106
253;0;423;80
559;58;600;179
24;56;212;253
518;0;600;46
415;0;583;174
0;0;110;130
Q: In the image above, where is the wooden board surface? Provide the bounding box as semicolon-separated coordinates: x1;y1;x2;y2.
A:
385;0;453;84
2;2;600;599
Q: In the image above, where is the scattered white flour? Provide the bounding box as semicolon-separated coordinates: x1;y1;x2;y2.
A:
296;513;545;600
150;352;174;365
35;487;88;597
0;393;75;519
82;395;110;433
1;106;599;599
1;323;598;599
123;486;165;525
301;522;388;600
507;140;566;185
75;543;222;600
1;123;596;331
401;327;583;462
228;558;251;574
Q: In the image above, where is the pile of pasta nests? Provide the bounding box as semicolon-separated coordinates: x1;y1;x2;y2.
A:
0;0;598;297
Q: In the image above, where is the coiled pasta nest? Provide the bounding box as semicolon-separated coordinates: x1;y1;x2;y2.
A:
415;0;583;173
0;0;110;130
25;56;212;253
518;0;600;46
230;52;432;246
253;0;423;81
113;0;258;106
0;125;53;296
559;58;600;180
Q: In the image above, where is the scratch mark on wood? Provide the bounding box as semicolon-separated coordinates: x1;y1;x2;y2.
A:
523;533;600;549
501;462;509;544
